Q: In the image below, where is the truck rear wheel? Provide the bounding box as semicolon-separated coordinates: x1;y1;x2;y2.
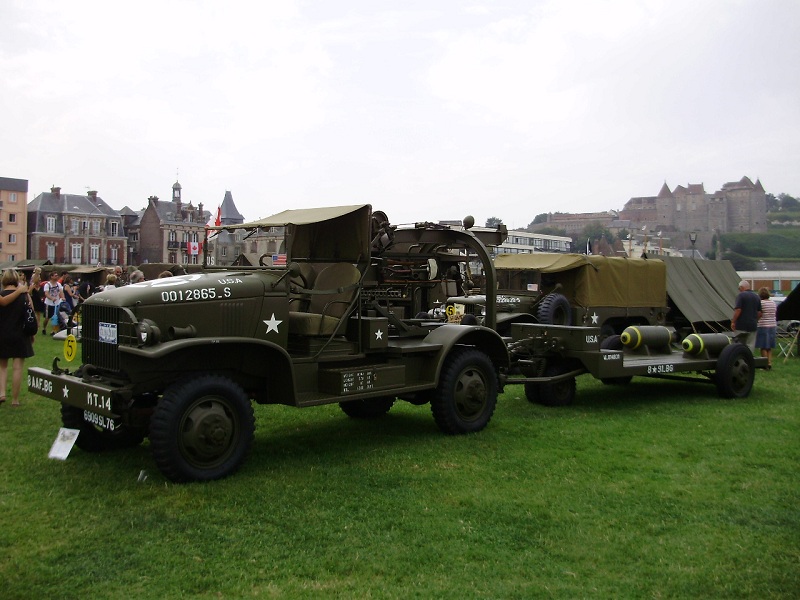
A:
431;348;497;434
339;397;395;419
715;344;755;398
525;362;576;407
537;293;572;326
61;404;145;452
150;375;255;482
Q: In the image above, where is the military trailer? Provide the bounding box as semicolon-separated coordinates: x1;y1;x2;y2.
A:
27;205;510;482
505;324;765;407
443;253;670;336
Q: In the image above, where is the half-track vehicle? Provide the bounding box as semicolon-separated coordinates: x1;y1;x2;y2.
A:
27;205;509;482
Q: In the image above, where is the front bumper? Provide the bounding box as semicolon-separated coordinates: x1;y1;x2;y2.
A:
27;366;123;418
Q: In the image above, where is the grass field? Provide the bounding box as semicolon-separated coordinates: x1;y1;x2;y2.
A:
1;336;798;599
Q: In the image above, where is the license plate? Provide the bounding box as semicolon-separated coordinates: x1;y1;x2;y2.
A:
83;410;116;431
99;322;117;344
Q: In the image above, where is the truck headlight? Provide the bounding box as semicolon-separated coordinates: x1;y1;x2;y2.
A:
136;319;161;347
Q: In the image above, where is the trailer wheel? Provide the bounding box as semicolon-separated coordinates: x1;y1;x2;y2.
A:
526;362;576;407
599;335;632;386
150;375;255;482
431;347;497;434
537;293;572;326
715;344;755;398
61;404;145;452
340;397;395;419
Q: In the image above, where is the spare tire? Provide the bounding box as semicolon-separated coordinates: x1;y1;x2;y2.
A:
537;293;572;326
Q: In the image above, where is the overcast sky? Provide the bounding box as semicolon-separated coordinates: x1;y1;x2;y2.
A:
3;0;799;230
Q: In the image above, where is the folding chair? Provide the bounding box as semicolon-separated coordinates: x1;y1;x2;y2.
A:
777;326;799;363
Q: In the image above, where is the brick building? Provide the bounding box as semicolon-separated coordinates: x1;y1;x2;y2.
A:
27;186;127;265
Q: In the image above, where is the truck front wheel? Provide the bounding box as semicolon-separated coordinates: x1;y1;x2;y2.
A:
61;404;145;452
431;348;498;434
150;375;255;482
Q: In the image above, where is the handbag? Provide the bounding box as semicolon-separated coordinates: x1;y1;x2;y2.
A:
23;298;39;336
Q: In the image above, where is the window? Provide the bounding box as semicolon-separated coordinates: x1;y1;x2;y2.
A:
90;244;100;263
82;220;89;232
110;246;118;264
131;232;139;242
9;193;17;203
182;232;189;243
47;243;56;262
8;213;16;223
71;219;80;234
46;216;56;232
221;247;227;257
111;222;119;236
8;254;15;261
191;231;199;242
168;230;177;242
92;220;100;235
71;243;82;264
8;233;16;244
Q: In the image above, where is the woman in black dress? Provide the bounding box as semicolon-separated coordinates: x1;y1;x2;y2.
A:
0;269;35;406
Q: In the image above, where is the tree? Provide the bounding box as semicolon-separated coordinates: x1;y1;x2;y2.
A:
536;226;568;237
533;213;548;225
779;193;800;211
765;193;779;212
580;222;615;245
485;217;503;228
722;251;756;271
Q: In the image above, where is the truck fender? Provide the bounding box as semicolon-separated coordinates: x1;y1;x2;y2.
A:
421;324;510;383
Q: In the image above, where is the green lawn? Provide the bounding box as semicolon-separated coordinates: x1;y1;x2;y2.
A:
1;336;798;598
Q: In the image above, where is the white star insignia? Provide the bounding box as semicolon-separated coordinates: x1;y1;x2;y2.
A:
591;313;599;324
264;313;282;334
62;385;69;399
375;329;384;341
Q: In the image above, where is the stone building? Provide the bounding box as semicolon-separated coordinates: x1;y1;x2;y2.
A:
125;181;210;265
621;176;767;235
27;186;127;265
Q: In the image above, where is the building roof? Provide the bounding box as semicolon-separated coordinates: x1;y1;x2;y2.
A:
219;190;244;224
0;177;28;192
28;189;119;217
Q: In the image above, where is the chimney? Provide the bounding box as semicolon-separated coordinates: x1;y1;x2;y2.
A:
148;195;159;207
51;186;61;199
88;190;98;202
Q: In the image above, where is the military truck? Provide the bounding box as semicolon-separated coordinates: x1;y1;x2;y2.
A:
443;253;670;336
27;205;509;482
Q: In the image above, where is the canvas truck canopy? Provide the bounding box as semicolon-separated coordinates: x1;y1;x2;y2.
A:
494;253;667;308
211;204;371;263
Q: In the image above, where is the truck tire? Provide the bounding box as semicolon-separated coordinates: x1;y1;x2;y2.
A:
537;293;572;326
599;335;632;386
431;347;497;434
61;404;145;452
150;375;255;482
715;344;755;398
339;397;395;419
526;362;576;407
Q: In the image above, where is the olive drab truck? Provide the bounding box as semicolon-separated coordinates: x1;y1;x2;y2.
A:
27;205;509;482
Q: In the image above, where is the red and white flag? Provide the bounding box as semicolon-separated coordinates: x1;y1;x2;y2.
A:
205;206;222;239
188;241;200;255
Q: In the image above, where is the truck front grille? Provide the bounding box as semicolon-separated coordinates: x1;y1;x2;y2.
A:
81;305;136;372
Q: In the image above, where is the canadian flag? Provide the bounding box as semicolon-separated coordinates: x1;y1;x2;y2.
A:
188;241;200;255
